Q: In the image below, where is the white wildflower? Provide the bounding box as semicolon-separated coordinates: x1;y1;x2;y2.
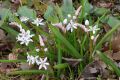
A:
16;25;34;46
66;20;77;32
32;18;44;26
26;53;35;65
9;22;19;26
26;53;31;65
39;35;45;47
37;57;49;70
44;48;48;52
20;16;29;22
91;35;95;40
36;48;40;52
85;20;89;26
68;14;71;18
88;25;100;34
63;19;68;25
27;53;39;65
73;16;77;20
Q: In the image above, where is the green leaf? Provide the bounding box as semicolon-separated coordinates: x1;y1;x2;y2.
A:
44;5;59;23
0;23;18;38
61;0;75;17
93;7;110;16
79;0;93;20
7;70;51;75
54;63;68;69
17;6;36;19
96;51;120;76
55;4;64;21
107;16;120;28
0;60;26;63
0;8;12;20
49;25;81;58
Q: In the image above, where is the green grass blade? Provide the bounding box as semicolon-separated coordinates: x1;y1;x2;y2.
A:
96;51;120;76
0;24;18;37
54;63;68;69
7;70;51;75
0;60;26;63
49;25;81;58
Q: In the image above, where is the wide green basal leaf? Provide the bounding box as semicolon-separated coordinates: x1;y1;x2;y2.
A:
17;6;36;19
61;0;75;17
44;5;59;23
0;8;12;20
107;16;120;28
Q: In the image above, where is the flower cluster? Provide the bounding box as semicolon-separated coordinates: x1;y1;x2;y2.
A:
27;53;49;70
16;24;34;46
9;14;49;70
52;6;82;33
52;16;100;41
52;15;100;43
25;35;49;70
85;20;100;40
63;14;78;32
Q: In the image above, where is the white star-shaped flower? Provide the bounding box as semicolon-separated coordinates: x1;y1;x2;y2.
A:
16;25;34;46
20;16;29;22
32;18;44;26
66;20;77;32
37;57;49;70
27;53;34;65
88;25;100;34
27;53;39;65
36;48;40;52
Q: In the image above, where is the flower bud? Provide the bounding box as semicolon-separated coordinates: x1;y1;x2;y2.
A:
85;20;89;26
68;14;71;18
63;19;68;25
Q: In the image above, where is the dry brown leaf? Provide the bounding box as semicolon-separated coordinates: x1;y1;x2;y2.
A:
78;60;106;80
8;53;17;60
97;2;113;8
103;24;111;32
0;29;6;41
20;63;31;70
0;63;17;73
89;67;97;73
111;32;120;53
112;51;120;60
